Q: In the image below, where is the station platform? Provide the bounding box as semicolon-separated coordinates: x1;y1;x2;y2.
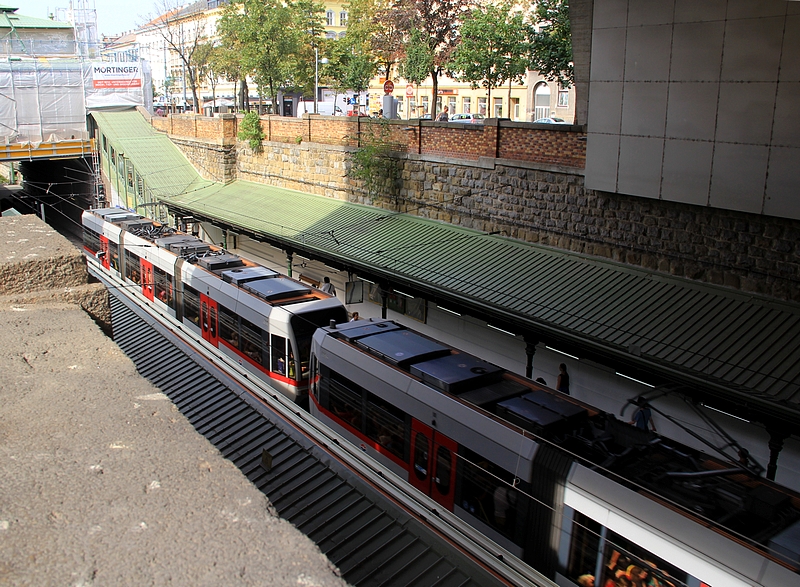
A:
0;214;349;587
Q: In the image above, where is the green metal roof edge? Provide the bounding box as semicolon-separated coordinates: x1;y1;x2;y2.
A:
92;110;213;198
0;10;74;29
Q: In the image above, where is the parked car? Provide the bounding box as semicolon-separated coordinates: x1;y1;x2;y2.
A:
449;113;485;123
533;116;570;124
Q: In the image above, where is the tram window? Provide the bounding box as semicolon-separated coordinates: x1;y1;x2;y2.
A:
124;250;141;284
154;266;174;309
290;308;348;377
218;305;238;348
83;227;101;253
434;446;452;495
564;511;601;584
183;285;200;326
366;393;408;459
457;447;522;542
241;318;262;364
600;531;690;587
271;334;286;374
413;433;429;482
109;241;119;271
327;375;362;431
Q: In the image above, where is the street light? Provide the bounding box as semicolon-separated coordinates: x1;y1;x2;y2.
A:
314;48;329;115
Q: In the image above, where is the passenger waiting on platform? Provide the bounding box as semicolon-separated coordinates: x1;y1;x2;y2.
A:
350;312;360;321
557;363;570;395
320;276;336;296
577;575;595;587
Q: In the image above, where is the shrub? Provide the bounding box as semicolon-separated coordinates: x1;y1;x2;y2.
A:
238;112;264;153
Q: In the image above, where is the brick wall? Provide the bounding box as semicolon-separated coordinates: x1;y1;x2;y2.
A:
155;112;587;169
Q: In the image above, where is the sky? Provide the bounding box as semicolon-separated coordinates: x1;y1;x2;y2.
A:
20;1;155;37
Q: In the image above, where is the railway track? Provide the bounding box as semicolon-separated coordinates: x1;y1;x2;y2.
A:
106;287;553;587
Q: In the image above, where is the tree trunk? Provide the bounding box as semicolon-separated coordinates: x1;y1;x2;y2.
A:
431;68;439;119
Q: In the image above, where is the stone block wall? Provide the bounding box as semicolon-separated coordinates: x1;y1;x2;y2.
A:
171;138;237;184
236;141;351;199
394;161;800;302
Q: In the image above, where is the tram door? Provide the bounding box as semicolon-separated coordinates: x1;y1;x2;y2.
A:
99;235;110;270
200;294;219;347
141;259;154;302
409;420;458;511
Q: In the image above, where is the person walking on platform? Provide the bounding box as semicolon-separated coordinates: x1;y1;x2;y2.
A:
630;396;656;433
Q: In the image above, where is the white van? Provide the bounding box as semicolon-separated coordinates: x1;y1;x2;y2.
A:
296;100;343;116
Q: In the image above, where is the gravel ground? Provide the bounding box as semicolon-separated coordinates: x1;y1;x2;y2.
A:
0;301;350;587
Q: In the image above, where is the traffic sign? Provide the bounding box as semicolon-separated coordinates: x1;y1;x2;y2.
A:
405;84;414;97
383;80;394;94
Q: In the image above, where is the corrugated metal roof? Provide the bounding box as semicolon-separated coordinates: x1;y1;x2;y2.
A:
92;110;213;200
92;111;800;425
0;8;73;29
169;182;800;419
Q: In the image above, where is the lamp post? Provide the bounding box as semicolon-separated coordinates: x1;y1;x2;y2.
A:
314;48;328;115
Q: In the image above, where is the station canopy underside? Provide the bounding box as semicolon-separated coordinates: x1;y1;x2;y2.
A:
91;111;800;431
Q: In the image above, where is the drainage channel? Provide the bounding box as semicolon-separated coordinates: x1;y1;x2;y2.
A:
108;292;514;587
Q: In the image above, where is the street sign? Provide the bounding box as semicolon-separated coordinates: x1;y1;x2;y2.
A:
383;80;394;94
406;84;414;97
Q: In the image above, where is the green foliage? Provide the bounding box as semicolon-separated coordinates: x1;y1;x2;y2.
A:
393;0;472;119
218;0;309;114
238;112;265;152
448;3;532;101
347;120;401;204
529;0;574;88
399;28;433;86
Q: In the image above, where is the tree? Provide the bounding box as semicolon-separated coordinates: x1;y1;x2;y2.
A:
392;0;471;119
194;41;220;115
529;0;573;88
347;0;406;81
217;0;302;115
447;3;532;109
292;0;327;97
147;0;208;112
399;28;432;117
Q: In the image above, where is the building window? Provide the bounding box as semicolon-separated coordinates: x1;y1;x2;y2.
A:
558;88;569;107
478;97;487;116
340;11;348;26
325;31;336;39
422;95;429;115
511;98;520;120
493;97;503;118
326;10;334;26
462;97;471;114
448;96;456;113
534;82;551;121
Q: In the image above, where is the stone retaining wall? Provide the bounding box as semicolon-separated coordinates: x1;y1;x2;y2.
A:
0;215;111;329
157;117;799;304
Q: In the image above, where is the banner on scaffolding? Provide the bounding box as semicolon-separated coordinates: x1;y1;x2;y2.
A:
91;63;142;88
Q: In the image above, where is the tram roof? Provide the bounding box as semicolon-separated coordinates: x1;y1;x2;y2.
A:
91;111;800;430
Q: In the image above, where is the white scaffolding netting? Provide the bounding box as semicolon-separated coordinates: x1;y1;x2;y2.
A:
0;60;152;146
